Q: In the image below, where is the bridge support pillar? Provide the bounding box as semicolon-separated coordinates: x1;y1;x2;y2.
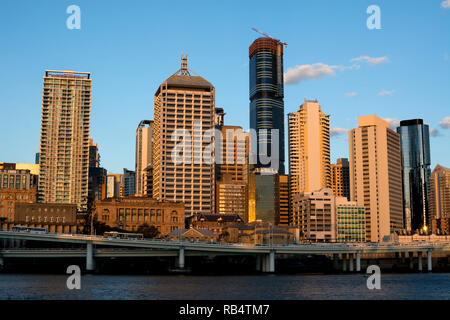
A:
342;254;347;272
178;247;185;269
427;250;432;272
256;255;262;272
418;252;423;272
269;251;275;273
356;252;361;272
0;257;4;270
349;253;354;272
86;242;95;272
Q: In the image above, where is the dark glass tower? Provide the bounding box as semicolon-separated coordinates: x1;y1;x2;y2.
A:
397;119;431;233
249;38;285;174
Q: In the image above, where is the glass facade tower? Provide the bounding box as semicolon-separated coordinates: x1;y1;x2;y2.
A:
397;119;431;232
249;38;285;174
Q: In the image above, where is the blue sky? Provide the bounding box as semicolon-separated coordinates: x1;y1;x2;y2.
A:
0;0;449;173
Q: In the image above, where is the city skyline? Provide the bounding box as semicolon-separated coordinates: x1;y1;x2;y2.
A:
0;1;449;174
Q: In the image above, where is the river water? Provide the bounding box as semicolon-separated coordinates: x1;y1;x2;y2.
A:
0;273;449;300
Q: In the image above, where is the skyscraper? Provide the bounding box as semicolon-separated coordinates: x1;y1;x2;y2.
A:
248;168;280;225
249;37;285;174
349;115;403;242
429;165;450;222
38;70;91;211
288;99;330;201
330;158;350;201
153;56;215;217
123;169;135;197
135;120;154;196
215;125;249;220
397;119;431;232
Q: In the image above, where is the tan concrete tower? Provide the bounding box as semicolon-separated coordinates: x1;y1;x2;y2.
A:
135;120;153;196
288;99;330;201
38;70;91;211
349;115;403;242
153;56;215;217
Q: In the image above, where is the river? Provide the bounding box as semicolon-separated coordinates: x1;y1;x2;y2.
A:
0;273;449;299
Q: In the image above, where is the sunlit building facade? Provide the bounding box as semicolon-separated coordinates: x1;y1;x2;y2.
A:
38;70;91;211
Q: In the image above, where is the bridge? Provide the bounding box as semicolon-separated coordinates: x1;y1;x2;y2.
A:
1;231;449;273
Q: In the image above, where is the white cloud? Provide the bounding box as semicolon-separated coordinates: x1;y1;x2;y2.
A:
330;127;349;137
429;128;441;137
346;92;357;97
439;116;450;129
350;56;389;65
383;118;400;130
378;89;395;96
441;0;450;9
284;63;337;84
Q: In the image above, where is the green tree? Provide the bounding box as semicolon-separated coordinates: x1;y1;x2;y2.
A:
137;224;160;239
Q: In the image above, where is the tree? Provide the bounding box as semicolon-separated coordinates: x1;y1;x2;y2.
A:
137;224;160;239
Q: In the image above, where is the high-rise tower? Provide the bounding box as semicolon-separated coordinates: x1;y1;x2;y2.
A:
397;119;431;232
349;115;403;242
38;70;91;211
288;99;331;200
135;120;154;196
153;56;215;217
249;38;285;174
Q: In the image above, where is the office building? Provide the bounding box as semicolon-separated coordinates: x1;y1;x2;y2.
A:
429;164;450;225
94;197;185;235
249;37;285;174
248;168;280;225
330;158;350;201
336;197;366;242
291;188;336;242
106;174;123;198
153;56;215;216
13;202;78;234
288;99;331;204
215;125;249;220
397;119;431;232
123;169;135;197
38;70;91;211
278;174;290;225
0;168;38;223
136;120;154;196
349;115;403;242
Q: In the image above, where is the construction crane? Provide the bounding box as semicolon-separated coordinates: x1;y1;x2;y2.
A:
251;27;288;47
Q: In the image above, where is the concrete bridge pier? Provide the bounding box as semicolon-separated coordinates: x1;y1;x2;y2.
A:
356;252;361;272
86;242;96;272
342;254;347;272
256;255;262;272
178;247;185;269
427;250;432;272
269;251;275;273
349;253;354;272
0;256;4;270
418;252;423;272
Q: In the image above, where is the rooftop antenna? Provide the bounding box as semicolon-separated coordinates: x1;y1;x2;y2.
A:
180;54;190;76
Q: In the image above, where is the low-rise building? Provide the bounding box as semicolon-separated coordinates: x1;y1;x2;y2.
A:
3;202;78;233
190;213;244;236
94;197;184;235
167;228;217;242
336;197;366;242
292;188;336;242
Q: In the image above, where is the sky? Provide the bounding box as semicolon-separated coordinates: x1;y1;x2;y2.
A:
0;0;449;173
